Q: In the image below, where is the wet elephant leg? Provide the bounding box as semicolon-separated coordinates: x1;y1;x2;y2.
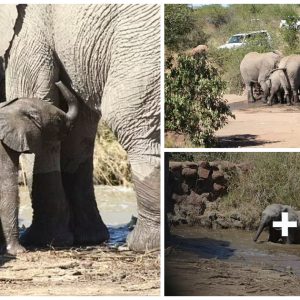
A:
20;143;73;247
61;105;109;245
0;143;25;254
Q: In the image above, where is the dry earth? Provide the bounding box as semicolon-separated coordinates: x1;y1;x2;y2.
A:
165;94;300;148
216;94;300;148
0;246;160;296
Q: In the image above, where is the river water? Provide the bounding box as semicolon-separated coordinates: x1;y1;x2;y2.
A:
19;185;137;246
171;226;300;276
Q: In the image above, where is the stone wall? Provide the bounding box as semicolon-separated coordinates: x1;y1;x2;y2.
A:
167;160;250;228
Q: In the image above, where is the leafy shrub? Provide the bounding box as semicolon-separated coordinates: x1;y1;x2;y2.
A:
165;4;208;51
165;53;234;147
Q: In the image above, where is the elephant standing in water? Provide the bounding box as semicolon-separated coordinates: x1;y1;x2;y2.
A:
0;82;78;254
0;4;160;251
240;51;282;103
254;204;300;244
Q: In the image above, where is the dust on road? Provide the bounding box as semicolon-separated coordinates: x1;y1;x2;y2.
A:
216;94;300;148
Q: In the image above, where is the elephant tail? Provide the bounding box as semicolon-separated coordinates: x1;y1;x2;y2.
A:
55;81;79;128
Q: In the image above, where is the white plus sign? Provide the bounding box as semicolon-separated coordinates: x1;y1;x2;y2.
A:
273;212;297;236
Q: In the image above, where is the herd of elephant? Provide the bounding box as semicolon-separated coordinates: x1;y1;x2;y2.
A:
240;51;300;106
0;4;160;255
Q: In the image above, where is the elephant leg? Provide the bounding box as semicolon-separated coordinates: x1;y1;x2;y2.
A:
0;143;25;255
61;105;109;245
101;78;160;251
267;90;276;106
126;157;160;251
246;84;255;103
292;89;299;103
20;143;74;247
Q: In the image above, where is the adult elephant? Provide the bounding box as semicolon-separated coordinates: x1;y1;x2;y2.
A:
240;51;282;103
0;4;160;251
253;203;300;244
277;55;300;104
0;57;4;101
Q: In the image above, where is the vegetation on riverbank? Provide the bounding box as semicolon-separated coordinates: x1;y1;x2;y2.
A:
93;122;131;186
169;153;300;228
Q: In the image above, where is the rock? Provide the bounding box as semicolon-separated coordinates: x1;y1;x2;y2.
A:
172;193;187;204
198;167;211;179
217;217;230;228
181;182;189;194
169;161;183;171
183;161;198;169
211;170;226;184
213;183;226;195
182;167;198;178
198;161;210;169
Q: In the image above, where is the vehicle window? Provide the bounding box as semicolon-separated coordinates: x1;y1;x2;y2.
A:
228;35;244;43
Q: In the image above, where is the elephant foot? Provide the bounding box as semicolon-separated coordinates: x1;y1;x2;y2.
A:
7;241;26;255
73;218;109;245
20;225;74;247
126;219;160;251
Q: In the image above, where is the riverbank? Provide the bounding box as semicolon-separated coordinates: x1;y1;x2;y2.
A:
0;246;159;296
166;226;300;296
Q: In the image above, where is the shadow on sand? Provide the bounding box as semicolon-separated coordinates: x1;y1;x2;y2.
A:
217;134;280;148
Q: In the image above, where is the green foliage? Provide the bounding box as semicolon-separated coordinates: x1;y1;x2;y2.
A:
165;4;208;51
280;16;300;53
183;4;300;93
165;53;234;147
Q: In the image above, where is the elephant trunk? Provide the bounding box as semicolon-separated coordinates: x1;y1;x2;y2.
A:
253;222;265;242
55;81;79;127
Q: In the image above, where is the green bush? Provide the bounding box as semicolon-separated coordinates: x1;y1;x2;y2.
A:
165;4;208;51
165;53;234;147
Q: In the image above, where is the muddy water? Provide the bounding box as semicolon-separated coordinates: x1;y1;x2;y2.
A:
171;226;300;276
19;185;137;246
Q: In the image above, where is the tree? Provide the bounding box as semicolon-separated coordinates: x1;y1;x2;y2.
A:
165;53;234;147
165;4;207;51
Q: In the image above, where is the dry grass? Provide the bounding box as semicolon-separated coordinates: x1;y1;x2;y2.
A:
93;122;132;186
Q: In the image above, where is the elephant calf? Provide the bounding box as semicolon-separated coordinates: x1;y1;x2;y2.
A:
0;81;78;255
254;203;300;244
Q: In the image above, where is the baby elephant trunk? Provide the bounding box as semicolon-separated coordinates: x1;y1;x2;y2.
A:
55;81;79;128
253;222;265;242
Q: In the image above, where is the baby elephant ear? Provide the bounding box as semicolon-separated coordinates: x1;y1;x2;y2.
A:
0;99;43;153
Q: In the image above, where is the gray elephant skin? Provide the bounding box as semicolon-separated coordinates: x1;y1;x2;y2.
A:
264;69;285;106
240;51;282;103
0;4;160;251
254;203;300;244
0;81;78;255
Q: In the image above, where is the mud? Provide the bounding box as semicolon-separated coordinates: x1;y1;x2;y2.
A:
0;186;159;296
165;226;300;296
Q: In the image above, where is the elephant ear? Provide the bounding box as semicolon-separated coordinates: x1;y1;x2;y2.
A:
0;5;18;58
0;99;43;153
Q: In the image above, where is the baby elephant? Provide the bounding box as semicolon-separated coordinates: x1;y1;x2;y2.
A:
0;81;78;255
254;203;300;244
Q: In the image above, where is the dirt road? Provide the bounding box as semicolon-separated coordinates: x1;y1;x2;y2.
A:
0;246;160;296
216;94;300;148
